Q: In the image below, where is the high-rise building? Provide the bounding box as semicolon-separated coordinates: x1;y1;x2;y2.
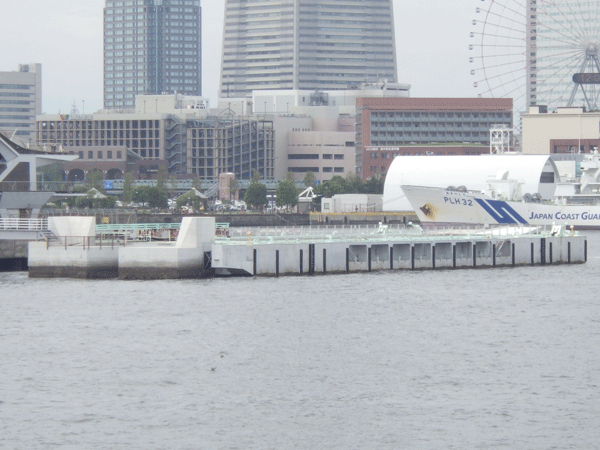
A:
0;64;42;143
103;0;202;110
219;0;398;98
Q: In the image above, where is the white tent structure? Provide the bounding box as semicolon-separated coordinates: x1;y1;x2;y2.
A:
382;154;560;212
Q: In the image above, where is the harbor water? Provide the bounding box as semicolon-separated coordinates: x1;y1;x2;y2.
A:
2;233;600;449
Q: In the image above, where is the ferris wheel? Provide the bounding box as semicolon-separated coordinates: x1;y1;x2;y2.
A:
470;0;600;129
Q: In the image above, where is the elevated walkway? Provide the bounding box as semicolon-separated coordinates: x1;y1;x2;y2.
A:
0;218;51;240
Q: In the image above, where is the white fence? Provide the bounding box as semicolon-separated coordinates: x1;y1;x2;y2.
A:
0;218;48;231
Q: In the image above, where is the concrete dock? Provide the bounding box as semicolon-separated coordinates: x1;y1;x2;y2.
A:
26;217;587;279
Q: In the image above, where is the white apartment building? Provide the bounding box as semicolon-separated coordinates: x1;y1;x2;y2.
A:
0;63;42;144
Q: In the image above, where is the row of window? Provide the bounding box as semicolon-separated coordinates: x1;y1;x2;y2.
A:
39;120;162;129
0;122;31;128
371;112;511;119
0;84;31;90
288;167;344;173
105;29;197;35
288;154;345;160
0;92;31;97
0;99;32;105
79;150;123;160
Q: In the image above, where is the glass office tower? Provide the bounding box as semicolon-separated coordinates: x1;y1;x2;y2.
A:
103;0;202;109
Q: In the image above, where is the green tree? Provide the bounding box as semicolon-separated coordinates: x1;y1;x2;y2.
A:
156;165;168;193
251;169;261;183
38;163;65;191
364;176;385;194
85;169;105;192
244;182;267;209
345;172;365;193
76;193;116;209
192;176;203;191
122;172;134;204
176;190;205;210
303;171;316;189
314;175;348;198
132;185;168;208
229;177;239;201
276;178;299;208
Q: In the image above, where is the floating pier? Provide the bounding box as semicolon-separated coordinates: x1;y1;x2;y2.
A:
27;217;587;279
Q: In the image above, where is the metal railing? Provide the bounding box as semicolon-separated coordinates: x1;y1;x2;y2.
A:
216;223;573;245
0;218;48;231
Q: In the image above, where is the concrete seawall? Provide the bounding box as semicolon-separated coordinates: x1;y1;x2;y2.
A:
0;239;29;271
212;233;587;276
27;218;587;279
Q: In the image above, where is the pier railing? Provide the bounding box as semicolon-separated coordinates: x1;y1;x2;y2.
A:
40;222;576;249
219;223;570;244
0;218;48;231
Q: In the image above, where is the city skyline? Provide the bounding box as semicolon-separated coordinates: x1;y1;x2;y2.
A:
1;0;475;114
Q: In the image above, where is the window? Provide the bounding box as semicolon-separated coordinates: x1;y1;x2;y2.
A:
334;167;344;173
98;151;103;159
287;154;319;160
289;167;319;173
334;154;344;160
78;151;83;160
117;150;122;159
540;172;555;183
107;150;113;159
322;154;332;159
88;151;93;159
370;153;378;159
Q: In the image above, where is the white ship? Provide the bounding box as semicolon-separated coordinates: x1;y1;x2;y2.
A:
402;152;600;229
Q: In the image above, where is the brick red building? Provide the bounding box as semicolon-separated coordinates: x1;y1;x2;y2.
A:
356;98;513;180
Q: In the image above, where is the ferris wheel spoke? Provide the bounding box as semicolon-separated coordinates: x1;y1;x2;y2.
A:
535;50;584;78
471;0;600;119
560;0;598;42
481;74;526;99
536;20;589;49
535;48;585;69
489;0;527;22
476;65;525;90
473;29;526;43
480;13;527;33
473;57;524;72
537;2;595;48
535;53;585;105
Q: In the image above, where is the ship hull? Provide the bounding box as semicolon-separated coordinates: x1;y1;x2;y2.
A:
402;185;600;228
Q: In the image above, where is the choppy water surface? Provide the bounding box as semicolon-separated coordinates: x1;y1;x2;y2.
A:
2;234;600;449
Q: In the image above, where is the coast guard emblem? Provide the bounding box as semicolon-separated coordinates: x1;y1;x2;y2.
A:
420;203;437;220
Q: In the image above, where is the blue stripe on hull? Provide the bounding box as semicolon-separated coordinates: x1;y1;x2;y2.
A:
474;199;529;224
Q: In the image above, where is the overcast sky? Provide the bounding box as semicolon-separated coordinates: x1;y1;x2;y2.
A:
0;0;476;114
